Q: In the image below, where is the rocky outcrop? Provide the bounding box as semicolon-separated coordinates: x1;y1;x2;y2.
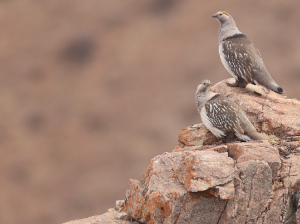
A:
125;150;235;223
64;80;300;224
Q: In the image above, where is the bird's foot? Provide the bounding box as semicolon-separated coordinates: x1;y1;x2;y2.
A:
220;136;230;144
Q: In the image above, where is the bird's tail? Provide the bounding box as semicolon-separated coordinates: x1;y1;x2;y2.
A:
267;81;283;95
239;110;266;140
252;69;283;94
246;131;265;140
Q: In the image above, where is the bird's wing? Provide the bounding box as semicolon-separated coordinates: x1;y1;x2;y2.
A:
203;96;243;134
219;38;255;84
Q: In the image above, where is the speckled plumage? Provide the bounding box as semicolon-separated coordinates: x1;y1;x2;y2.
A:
213;11;283;94
195;80;265;141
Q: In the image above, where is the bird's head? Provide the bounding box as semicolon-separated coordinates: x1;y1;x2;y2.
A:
212;11;233;25
196;80;212;95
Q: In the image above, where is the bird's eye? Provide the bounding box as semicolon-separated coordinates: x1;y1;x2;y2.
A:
219;13;223;16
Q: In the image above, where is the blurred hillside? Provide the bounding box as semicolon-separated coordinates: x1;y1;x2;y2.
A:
0;1;299;224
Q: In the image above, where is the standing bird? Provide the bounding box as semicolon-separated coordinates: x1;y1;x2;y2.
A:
212;11;283;94
195;80;265;142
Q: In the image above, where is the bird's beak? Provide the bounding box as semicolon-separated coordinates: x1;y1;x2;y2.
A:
208;82;212;86
212;14;217;18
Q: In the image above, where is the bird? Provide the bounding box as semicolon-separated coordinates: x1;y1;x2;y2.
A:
195;80;265;142
212;11;283;94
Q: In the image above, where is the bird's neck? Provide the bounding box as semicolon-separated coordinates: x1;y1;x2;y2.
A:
195;91;218;112
218;22;242;44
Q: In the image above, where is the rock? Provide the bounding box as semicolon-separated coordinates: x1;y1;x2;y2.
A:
122;143;287;224
286;141;300;151
296;198;300;224
285;187;300;223
178;151;235;194
115;200;125;212
219;160;273;224
65;80;300;224
124;149;235;223
62;208;134;224
258;188;289;224
279;146;290;156
173;145;228;153
124;179;143;220
227;140;281;180
284;155;300;195
177;123;218;148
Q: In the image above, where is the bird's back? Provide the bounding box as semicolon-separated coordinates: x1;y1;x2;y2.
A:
220;34;264;84
203;95;241;133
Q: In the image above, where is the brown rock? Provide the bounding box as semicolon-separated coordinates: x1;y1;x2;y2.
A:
206;145;228;153
65;80;300;224
62;208;134;224
278;146;290;156
177;123;218;148
115;200;125;212
296;199;300;224
227;140;281;180
173;145;228;153
219;160;273;224
124;149;234;223
284;155;300;195
258;189;289;224
124;179;144;220
178;151;235;194
208;181;235;200
125;176;228;224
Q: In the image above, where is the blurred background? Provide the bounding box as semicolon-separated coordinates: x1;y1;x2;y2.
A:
0;1;299;223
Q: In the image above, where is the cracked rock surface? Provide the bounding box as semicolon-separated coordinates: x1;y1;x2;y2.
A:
65;80;300;224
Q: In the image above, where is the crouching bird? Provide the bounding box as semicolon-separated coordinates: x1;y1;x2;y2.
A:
195;80;265;142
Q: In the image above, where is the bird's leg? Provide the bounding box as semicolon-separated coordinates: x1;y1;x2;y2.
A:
226;78;247;88
236;78;248;88
220;136;236;143
220;136;229;143
226;79;238;87
226;81;238;87
221;132;239;143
